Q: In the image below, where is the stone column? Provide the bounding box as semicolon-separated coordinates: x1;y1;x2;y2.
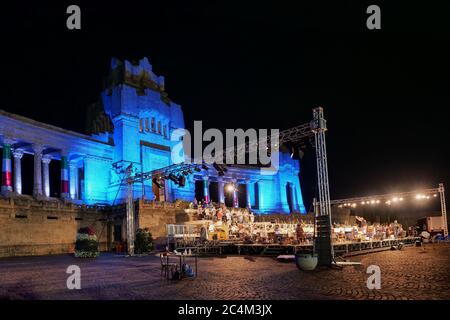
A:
217;177;225;204
69;161;78;200
287;182;297;213
203;176;210;203
60;152;70;199
245;180;251;209
33;144;44;198
12;149;24;195
1;138;14;193
232;181;239;208
42;155;51;197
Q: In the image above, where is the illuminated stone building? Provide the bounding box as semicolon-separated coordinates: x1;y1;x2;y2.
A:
0;57;306;214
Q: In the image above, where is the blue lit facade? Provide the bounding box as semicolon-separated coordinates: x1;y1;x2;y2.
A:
0;57;306;214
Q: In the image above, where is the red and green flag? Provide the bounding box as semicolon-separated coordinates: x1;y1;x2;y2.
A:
2;144;12;191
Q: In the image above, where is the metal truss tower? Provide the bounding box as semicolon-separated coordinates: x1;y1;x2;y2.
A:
310;107;334;266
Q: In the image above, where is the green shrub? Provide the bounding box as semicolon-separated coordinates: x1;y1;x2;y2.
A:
134;228;153;254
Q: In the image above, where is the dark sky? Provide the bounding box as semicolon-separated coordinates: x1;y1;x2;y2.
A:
1;1;449;208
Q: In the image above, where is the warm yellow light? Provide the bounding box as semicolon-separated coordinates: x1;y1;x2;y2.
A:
399;197;404;201
361;201;365;205
371;200;375;204
433;194;437;197
376;200;380;204
226;185;235;192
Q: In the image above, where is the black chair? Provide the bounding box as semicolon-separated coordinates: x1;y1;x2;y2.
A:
160;253;177;278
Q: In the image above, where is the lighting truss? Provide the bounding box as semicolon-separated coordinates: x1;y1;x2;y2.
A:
117;107;333;258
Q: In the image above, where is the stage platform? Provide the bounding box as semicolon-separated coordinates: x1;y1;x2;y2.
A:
173;237;421;256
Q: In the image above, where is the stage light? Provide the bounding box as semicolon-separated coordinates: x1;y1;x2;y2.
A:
386;200;391;205
213;163;226;176
178;175;186;187
361;201;365;205
168;173;178;183
289;146;303;160
152;177;164;189
226;184;235;192
393;197;398;202
370;200;375;204
433;194;438;197
376;200;380;204
399;197;404;201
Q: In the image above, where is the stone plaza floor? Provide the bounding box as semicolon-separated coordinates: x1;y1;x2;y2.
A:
0;243;449;300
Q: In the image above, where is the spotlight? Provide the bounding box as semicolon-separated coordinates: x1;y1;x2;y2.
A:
178;175;186;187
226;184;235;192
168;173;178;183
152;177;164;189
213;163;225;176
289;146;303;160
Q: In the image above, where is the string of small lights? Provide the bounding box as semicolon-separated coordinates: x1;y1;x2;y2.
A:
335;188;440;209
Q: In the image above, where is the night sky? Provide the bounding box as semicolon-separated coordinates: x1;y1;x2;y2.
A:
1;1;449;209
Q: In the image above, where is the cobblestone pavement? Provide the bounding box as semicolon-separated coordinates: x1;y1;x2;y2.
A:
0;243;449;300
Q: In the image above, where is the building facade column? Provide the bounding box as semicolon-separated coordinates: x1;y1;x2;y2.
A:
12;149;24;195
60;152;70;199
1;139;14;193
69;160;78;200
233;181;239;208
203;176;210;203
42;155;51;197
33;144;44;197
217;177;225;204
245;180;251;209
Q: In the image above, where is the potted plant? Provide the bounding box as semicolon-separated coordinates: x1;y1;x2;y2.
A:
134;228;153;254
74;226;99;258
